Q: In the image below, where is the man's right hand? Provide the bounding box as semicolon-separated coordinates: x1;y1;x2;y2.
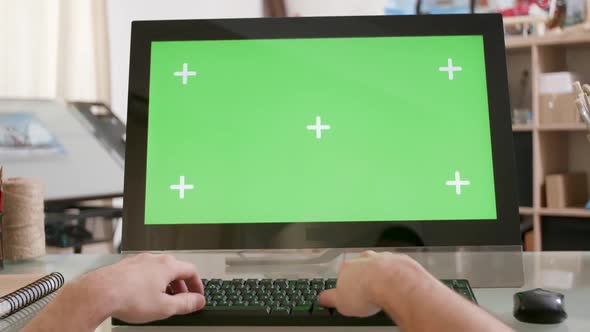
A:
319;251;514;332
318;251;422;318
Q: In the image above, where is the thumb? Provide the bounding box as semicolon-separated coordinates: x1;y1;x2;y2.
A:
164;292;206;316
319;289;338;308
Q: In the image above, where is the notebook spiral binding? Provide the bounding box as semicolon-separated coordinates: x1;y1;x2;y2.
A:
0;294;55;331
0;272;64;319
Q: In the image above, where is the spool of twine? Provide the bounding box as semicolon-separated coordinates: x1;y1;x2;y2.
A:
2;178;46;260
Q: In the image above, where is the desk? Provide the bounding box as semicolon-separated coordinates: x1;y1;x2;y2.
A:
1;252;589;331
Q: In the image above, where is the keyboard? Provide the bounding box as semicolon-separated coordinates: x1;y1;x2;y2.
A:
114;278;477;326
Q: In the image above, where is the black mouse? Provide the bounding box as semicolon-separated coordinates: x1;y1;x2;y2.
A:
513;288;567;324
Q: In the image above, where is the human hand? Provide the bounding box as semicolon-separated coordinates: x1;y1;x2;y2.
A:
80;253;205;323
319;251;421;317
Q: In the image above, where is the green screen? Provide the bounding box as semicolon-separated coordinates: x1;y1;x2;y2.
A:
144;35;497;225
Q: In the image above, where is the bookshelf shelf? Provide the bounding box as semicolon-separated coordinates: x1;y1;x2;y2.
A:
512;124;535;132
519;206;535;215
538;208;590;217
505;26;590;49
537;123;588;131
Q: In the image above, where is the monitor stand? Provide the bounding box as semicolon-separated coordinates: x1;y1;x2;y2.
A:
223;246;524;288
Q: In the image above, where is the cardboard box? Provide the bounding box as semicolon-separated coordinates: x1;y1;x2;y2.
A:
539;93;581;124
545;173;588;208
539;72;579;94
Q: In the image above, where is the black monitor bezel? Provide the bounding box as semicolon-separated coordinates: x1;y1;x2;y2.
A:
122;14;521;251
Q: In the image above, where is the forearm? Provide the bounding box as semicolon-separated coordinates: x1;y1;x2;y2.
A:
21;275;114;332
370;257;513;332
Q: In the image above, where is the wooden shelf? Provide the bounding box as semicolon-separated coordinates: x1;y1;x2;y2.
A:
505;26;590;49
512;124;535;132
538;208;590;217
538;123;588;131
519;207;535;215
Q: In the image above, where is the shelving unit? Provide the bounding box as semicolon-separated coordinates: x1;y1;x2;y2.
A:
505;28;590;251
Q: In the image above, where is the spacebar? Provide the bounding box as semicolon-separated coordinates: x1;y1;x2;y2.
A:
199;306;271;316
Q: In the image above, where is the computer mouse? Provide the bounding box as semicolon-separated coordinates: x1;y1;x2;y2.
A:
513;288;567;324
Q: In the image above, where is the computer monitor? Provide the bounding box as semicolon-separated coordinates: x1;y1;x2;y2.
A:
122;14;520;251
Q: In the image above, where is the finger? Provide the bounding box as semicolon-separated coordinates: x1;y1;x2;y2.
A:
162;293;206;316
168;261;204;294
170;279;189;294
319;289;338;308
360;250;378;258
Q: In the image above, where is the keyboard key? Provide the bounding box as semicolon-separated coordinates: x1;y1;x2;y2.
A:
242;295;256;302
302;289;318;296
325;279;337;289
245;279;259;287
312;305;332;317
231;279;245;286
274;279;288;287
312;284;325;290
297;300;313;307
456;288;473;299
256;289;271;297
227;295;241;302
311;278;324;285
209;289;225;296
271;306;291;316
212;295;226;302
208;279;223;287
216;300;230;307
289;295;303;302
260;279;273;286
220;283;234;291
274;294;287;301
203;305;270;315
292;304;312;316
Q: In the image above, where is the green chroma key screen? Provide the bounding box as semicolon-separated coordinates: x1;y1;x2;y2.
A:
144;35;497;225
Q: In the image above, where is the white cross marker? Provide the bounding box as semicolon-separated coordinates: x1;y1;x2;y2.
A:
170;176;194;199
446;171;471;195
439;58;462;80
307;116;331;139
173;63;197;85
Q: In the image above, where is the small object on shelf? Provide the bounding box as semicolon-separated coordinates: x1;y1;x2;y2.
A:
503;15;547;36
546;0;568;29
539;93;581;123
512;108;533;124
573;81;590;140
585;200;590;209
541;72;580;94
539;72;582;124
545;173;588;208
564;0;587;27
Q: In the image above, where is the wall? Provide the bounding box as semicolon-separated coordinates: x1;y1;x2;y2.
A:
106;0;264;122
0;0;109;103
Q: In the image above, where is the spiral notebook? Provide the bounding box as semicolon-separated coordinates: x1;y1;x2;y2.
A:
0;272;64;330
